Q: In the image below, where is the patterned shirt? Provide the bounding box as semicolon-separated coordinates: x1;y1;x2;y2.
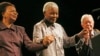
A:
33;19;76;56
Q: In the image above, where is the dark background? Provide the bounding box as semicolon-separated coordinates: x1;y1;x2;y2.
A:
0;0;100;56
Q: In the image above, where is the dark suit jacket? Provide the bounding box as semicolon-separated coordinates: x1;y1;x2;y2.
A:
76;29;100;56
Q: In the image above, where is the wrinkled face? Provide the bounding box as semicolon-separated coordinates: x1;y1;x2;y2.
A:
2;6;18;23
81;17;94;31
44;6;59;24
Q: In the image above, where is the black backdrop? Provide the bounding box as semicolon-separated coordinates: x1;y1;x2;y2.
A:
0;0;100;56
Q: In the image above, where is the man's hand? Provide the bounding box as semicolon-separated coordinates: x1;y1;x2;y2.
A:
78;29;90;45
78;29;89;38
42;35;55;47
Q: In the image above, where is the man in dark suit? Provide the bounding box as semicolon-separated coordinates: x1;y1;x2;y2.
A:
76;14;100;56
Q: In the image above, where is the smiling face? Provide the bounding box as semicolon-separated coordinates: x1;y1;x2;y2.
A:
81;15;94;31
2;5;18;23
44;4;59;24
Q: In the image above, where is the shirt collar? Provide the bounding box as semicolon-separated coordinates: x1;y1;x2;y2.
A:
91;30;94;36
43;19;55;27
0;22;16;31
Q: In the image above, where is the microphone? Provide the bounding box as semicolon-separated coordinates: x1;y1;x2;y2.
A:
92;8;100;13
91;8;100;20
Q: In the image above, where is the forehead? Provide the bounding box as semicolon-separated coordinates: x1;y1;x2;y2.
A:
47;5;58;10
4;6;16;12
82;16;93;22
45;7;58;13
6;6;15;9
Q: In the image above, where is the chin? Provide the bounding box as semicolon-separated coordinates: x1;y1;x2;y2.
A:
10;19;16;23
51;20;56;23
50;21;55;24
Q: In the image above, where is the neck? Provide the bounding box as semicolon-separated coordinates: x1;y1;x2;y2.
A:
44;19;54;26
2;18;12;28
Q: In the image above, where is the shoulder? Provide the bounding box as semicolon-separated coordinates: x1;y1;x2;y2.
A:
14;25;25;31
54;23;64;29
54;23;62;27
94;29;100;32
34;20;44;26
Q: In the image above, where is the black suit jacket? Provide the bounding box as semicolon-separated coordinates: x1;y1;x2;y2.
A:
76;29;100;56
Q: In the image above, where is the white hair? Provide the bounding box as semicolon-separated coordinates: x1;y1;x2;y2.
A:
81;14;94;23
43;1;58;13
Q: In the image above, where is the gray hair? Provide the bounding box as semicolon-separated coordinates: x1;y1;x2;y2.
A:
81;14;94;23
43;1;58;13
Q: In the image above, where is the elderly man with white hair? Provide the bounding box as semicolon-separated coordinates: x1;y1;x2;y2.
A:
32;1;83;56
76;14;100;56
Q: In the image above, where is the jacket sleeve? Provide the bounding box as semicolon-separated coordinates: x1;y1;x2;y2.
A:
18;26;46;51
62;26;82;48
60;26;76;48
